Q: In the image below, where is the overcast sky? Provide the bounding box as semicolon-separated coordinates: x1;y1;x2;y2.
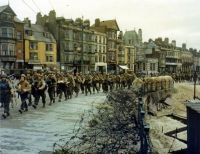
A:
1;0;200;50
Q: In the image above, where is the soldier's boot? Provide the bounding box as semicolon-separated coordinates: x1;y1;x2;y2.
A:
43;103;45;108
2;112;10;118
53;98;55;103
32;104;37;109
19;109;24;114
49;100;52;106
2;113;7;119
58;94;62;102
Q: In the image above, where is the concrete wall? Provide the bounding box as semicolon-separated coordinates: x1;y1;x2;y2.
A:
187;102;200;154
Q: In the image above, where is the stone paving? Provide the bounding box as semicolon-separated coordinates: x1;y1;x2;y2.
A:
0;93;106;154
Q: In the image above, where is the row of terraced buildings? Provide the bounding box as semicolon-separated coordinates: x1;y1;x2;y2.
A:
0;5;200;75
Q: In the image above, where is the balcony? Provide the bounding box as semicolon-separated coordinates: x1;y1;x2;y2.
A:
28;59;40;64
165;62;182;66
0;55;16;61
0;34;16;40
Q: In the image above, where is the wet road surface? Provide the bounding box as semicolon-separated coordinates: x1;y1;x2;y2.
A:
0;93;106;154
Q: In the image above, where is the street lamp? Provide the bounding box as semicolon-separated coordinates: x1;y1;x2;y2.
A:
73;44;81;74
81;16;84;73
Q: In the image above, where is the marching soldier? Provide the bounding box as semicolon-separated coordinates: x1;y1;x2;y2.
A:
79;72;85;94
102;73;109;93
115;74;121;90
46;73;57;105
32;74;47;108
0;74;12;119
92;73;99;94
121;74;126;88
74;72;82;97
127;72;135;89
17;74;31;114
84;73;92;96
67;73;75;99
98;73;104;91
57;74;67;102
108;74;114;92
26;72;33;106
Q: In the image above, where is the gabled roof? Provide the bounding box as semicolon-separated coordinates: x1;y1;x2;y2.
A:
0;5;8;13
92;19;120;31
24;24;56;43
14;17;23;23
124;30;138;39
100;20;119;30
0;5;16;16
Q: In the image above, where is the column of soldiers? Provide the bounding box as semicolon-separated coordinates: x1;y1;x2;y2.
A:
0;71;136;119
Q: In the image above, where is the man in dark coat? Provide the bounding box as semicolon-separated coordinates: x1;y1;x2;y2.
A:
0;74;12;119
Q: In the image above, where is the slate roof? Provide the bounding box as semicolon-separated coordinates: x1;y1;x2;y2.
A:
123;30;139;45
92;19;120;31
0;5;8;13
0;5;16;15
14;16;23;23
24;24;56;43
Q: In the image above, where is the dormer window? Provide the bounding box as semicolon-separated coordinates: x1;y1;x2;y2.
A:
43;32;50;38
25;30;32;36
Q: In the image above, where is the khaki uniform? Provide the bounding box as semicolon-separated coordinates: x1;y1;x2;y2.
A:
84;74;92;95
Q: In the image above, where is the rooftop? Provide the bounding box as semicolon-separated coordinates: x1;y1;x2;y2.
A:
24;24;56;43
0;5;8;13
92;19;120;31
0;5;16;15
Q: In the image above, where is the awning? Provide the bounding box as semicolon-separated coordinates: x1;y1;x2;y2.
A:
119;65;129;70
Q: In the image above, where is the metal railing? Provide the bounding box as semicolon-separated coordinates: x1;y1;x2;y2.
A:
138;95;153;154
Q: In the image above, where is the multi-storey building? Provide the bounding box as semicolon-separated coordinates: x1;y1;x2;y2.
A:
193;50;200;72
154;38;181;73
180;44;193;73
91;19;120;72
123;29;144;73
15;17;24;70
124;46;136;70
24;18;57;70
36;11;100;73
152;37;194;74
93;30;107;73
0;5;17;73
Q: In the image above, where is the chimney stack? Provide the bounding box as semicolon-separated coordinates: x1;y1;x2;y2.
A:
182;43;186;50
164;37;169;44
95;18;100;27
171;40;176;47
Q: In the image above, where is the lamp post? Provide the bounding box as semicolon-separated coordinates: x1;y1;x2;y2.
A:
58;21;62;72
81;16;84;73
